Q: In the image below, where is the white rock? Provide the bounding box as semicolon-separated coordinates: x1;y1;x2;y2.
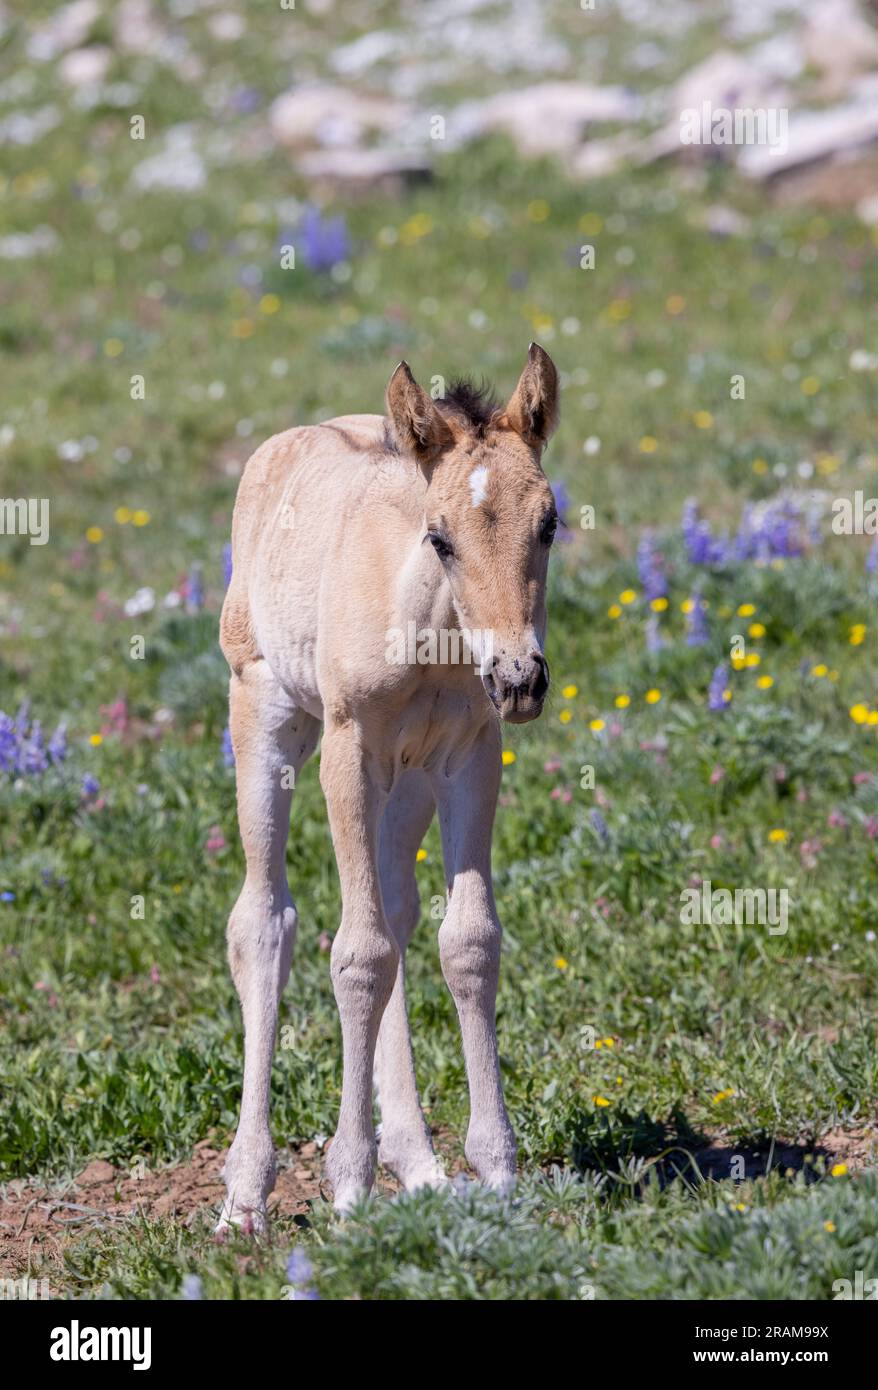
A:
450;81;641;157
270;85;411;149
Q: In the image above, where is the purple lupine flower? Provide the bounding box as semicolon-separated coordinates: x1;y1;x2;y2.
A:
181;1274;203;1301
222;543;233;589
733;504;755;562
14;701;30;736
286;1248;319;1300
867;536;878;574
48;722;67;765
645;615;665;653
301;207;351;274
682;499;713;565
590;808;610;846
637;532;668;601
550;479;572;542
1;890;14;903
186;563;204;614
221;726;235;768
19;721;47;775
685;594;709;646
0;712;17;773
708;663;730;712
81;774;100;796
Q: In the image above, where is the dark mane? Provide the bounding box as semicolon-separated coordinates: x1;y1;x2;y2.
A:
440;377;501;435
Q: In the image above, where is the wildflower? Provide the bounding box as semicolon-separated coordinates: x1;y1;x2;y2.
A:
561;684;578;699
81;774;100;797
865;817;878;840
554;957;568;970
645;688;661;704
286;1248;319;1300
590;808;610;846
221;726;235;768
501;750;516;765
645;615;665;653
607;604;621;619
0;891;14;903
181;1275;203;1301
768;828;787;843
756;675;774;689
592;1095;611;1107
614;694;630;709
849;623;866;646
849;703;870;724
708;665;730;711
589;718;605;732
619;589;637;605
737;603;756;617
685;593;709;646
559;709;572;724
416;848;428;862
186;563;204;614
824;1221;836;1233
544;759;562;773
710;833;723;850
811;663;828;677
828;810;847;829
709;765;725;784
205;826;227;854
748;622;766;638
830;1163;847;1178
85;526;103;544
636;533;667;603
300;207;350;274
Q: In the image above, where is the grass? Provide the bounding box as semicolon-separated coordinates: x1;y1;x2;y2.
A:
1;0;878;1300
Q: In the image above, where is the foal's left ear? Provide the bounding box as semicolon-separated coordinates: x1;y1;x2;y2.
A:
503;343;559;449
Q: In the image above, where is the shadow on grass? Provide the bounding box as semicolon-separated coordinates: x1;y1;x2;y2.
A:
567;1108;839;1189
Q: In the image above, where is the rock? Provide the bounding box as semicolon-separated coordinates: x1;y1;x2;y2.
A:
57;45;112;88
76;1159;116;1186
296;148;432;193
450;81;641;158
739;94;878;180
803;0;878;93
270;85;411;151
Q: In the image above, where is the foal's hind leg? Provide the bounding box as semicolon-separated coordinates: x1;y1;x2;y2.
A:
218;661;319;1233
375;771;447;1191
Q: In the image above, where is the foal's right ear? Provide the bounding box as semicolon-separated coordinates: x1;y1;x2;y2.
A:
386;361;453;469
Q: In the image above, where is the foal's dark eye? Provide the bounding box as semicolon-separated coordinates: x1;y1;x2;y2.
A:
540;513;558;546
427;532;454;561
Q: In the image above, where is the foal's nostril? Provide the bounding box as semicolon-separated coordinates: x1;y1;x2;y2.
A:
530;653;549;702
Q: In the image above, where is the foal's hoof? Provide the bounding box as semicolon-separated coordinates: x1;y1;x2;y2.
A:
214;1201;268;1238
482;1170;517;1198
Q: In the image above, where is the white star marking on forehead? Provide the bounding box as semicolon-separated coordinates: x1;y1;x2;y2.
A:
468;464;489;507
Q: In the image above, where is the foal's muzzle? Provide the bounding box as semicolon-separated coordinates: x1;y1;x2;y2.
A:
482;651;550;724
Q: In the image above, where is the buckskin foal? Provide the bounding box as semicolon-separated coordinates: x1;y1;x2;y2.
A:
218;344;559;1229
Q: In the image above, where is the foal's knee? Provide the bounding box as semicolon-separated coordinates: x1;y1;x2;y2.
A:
330;923;399;1018
438;910;501;1005
227;885;297;997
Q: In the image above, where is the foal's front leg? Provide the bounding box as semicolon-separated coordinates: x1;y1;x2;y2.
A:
433;722;517;1192
320;723;398;1211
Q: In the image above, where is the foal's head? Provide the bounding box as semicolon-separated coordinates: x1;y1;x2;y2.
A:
386;344;559;724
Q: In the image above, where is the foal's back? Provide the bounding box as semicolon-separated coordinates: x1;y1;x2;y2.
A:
220;414;429;719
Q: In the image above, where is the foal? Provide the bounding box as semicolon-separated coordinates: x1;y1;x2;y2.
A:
218;344;559;1228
